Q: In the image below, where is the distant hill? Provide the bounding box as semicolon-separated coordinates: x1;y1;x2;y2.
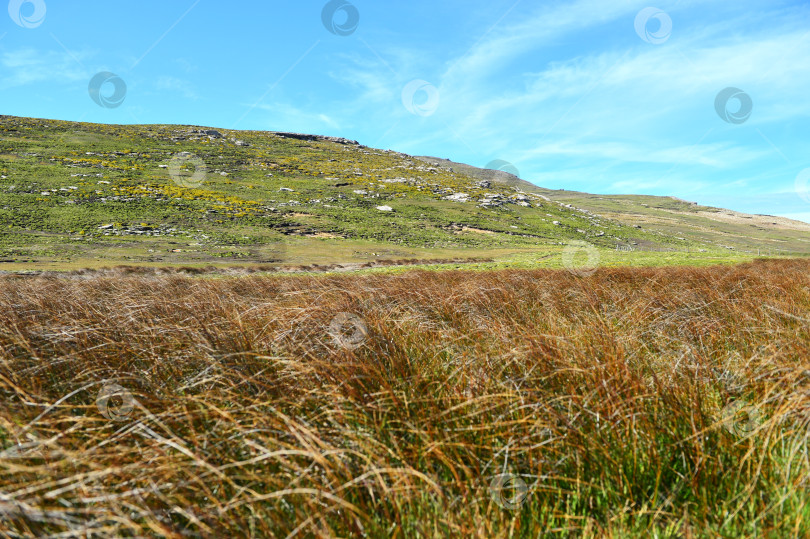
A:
0;115;807;269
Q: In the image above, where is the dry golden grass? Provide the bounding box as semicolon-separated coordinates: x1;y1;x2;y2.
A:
0;259;808;537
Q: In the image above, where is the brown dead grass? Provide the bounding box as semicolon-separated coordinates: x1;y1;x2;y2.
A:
0;259;808;537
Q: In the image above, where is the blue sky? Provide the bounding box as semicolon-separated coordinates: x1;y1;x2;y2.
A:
3;0;810;222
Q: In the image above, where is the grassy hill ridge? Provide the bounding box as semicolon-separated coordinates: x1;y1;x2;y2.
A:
417;156;810;256
0;115;806;270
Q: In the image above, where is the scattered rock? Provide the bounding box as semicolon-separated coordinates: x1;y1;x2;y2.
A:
376;205;394;212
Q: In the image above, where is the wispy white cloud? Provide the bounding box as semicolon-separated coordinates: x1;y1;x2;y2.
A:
155;76;199;100
327;60;393;104
0;48;88;89
173;57;197;74
441;26;810;146
516;139;770;167
441;0;647;84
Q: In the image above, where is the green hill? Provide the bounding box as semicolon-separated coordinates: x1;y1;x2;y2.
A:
0;115;807;270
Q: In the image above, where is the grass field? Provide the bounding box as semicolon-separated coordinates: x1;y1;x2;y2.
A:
1;258;808;537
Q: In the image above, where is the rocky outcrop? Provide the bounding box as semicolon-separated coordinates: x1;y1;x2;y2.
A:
273;132;359;145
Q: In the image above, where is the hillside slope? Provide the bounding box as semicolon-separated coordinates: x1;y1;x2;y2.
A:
419;156;810;256
0;115;806;269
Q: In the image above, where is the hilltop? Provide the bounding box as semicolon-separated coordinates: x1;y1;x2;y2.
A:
0;115;806;270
